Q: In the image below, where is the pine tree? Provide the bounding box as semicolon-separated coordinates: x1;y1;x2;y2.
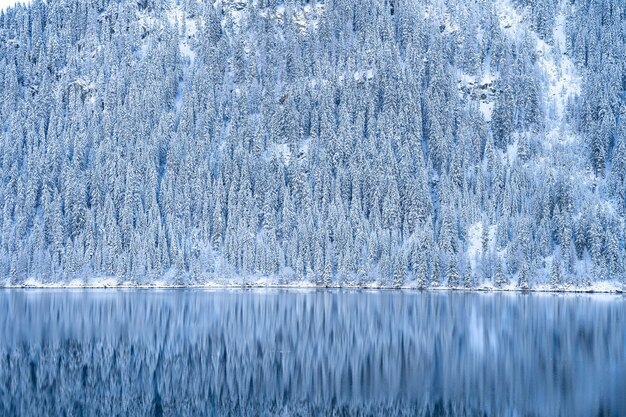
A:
447;258;459;288
518;263;529;290
481;223;490;255
392;253;406;289
415;252;428;290
495;261;506;288
463;259;474;289
551;258;561;289
322;241;333;287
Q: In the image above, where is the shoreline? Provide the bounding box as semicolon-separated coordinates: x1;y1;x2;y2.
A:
2;281;624;294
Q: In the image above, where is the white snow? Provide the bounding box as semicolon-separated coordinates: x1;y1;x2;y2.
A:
467;222;483;271
353;69;374;82
480;101;494;121
532;281;624;294
495;0;581;145
539;6;581;124
422;4;458;34
179;42;195;63
457;70;497;121
270;143;292;166
230;5;246;27
504;138;519;164
257;2;324;33
583;281;624;293
21;277;121;288
165;4;197;64
8;274;624;293
496;1;525;34
0;0;29;12
293;3;325;32
165;4;184;26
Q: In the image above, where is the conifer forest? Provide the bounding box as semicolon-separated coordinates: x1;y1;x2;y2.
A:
0;0;625;289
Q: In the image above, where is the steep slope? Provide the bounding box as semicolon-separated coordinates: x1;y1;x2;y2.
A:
0;0;624;289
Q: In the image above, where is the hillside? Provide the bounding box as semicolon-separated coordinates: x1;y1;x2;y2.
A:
0;0;625;289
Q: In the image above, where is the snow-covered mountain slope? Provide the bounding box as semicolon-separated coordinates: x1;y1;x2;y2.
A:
0;0;624;290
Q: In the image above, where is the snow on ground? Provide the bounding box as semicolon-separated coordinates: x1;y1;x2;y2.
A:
227;0;248;27
270;143;292;166
496;0;581;145
496;0;525;34
543;3;581;122
467;222;483;271
257;2;325;33
0;0;29;12
354;69;374;82
504;139;519;164
480;101;494;121
9;277;624;293
179;42;195;63
166;4;197;64
161;3;198;113
292;3;325;32
268;138;311;167
21;277;120;288
532;281;624;293
457;70;497;121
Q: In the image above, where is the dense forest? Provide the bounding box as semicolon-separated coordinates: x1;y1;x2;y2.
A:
0;0;624;288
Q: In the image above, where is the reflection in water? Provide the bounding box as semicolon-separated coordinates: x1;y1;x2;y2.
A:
0;290;624;416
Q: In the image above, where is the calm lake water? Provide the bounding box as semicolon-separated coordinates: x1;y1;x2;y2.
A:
0;289;624;417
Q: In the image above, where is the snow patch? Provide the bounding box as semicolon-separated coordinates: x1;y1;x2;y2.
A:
458;71;497;121
21;277;121;288
258;2;325;33
293;3;325;33
466;222;498;272
480;101;494;121
467;222;483;271
0;0;29;12
353;69;374;82
228;0;248;27
495;0;581;147
504;138;518;164
7;276;625;293
422;5;458;34
166;4;184;26
165;4;197;64
533;281;624;294
179;42;195;63
496;1;525;34
270;143;292;166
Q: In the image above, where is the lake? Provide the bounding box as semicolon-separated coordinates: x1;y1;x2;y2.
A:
0;289;624;416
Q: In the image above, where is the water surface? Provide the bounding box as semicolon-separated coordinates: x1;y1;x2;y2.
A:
0;289;624;416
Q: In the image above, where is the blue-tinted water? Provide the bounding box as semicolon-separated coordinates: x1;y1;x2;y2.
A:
0;290;624;416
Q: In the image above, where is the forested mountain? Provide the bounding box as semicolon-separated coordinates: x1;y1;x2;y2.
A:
0;0;624;288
